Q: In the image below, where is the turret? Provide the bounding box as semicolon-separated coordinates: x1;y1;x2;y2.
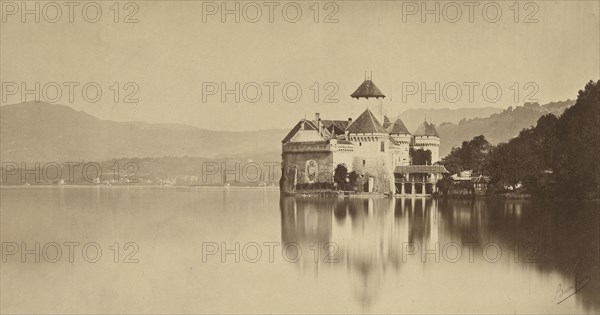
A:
412;121;440;163
387;118;412;166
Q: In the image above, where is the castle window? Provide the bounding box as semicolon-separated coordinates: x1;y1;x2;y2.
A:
359;142;362;146
380;142;385;152
362;160;366;166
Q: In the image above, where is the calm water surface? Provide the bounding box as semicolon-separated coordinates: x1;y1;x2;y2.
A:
1;186;598;314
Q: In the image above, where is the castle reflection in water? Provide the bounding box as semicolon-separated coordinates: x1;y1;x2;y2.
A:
279;196;599;311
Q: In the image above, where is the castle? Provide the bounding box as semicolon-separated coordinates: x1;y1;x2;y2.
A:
281;78;448;195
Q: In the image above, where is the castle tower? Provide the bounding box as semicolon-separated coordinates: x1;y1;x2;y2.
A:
347;78;394;193
387;118;412;166
412;121;441;164
351;75;386;122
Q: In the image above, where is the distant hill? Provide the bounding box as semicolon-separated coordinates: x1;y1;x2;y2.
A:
437;100;575;156
0;102;287;163
398;107;503;131
0;100;575;164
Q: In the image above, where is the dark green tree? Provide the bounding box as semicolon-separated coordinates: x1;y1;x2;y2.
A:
487;80;598;197
348;171;359;191
442;135;492;175
435;176;454;195
410;148;432;165
333;164;348;190
553;80;600;198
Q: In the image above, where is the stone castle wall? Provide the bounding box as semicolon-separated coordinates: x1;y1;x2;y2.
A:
281;135;439;194
391;134;412;166
281;142;334;193
348;137;395;193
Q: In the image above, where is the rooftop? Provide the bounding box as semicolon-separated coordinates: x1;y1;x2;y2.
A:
387;118;411;135
383;116;392;129
320;120;350;136
413;121;440;137
281;119;320;143
346;108;388;134
351;80;385;99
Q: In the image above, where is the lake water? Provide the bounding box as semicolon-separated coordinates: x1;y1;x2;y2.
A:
1;186;598;314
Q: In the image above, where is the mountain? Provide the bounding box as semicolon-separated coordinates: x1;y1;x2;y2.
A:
0;100;576;164
437;100;575;156
398;107;504;131
0;102;286;163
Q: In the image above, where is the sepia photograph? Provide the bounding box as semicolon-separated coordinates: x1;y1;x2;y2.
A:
1;0;599;314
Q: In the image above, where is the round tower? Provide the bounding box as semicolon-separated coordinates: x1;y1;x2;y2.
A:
412;121;440;164
387;118;412;166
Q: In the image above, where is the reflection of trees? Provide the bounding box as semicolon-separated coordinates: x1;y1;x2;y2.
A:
479;199;599;312
279;196;599;311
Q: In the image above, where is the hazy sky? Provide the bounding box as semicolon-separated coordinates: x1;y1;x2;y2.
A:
1;1;599;130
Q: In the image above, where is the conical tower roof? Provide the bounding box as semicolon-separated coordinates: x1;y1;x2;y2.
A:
383;115;392;129
351;80;385;99
346;108;388;134
387;118;411;135
414;121;439;137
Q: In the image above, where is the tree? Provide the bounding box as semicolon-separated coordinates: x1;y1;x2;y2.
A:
553;80;600;198
434;80;599;198
442;135;492;175
436;176;454;195
410;148;432;165
487;80;599;197
333;164;348;190
348;171;359;191
488;141;522;190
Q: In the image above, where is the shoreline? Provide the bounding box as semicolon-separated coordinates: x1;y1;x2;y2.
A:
2;185;597;201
